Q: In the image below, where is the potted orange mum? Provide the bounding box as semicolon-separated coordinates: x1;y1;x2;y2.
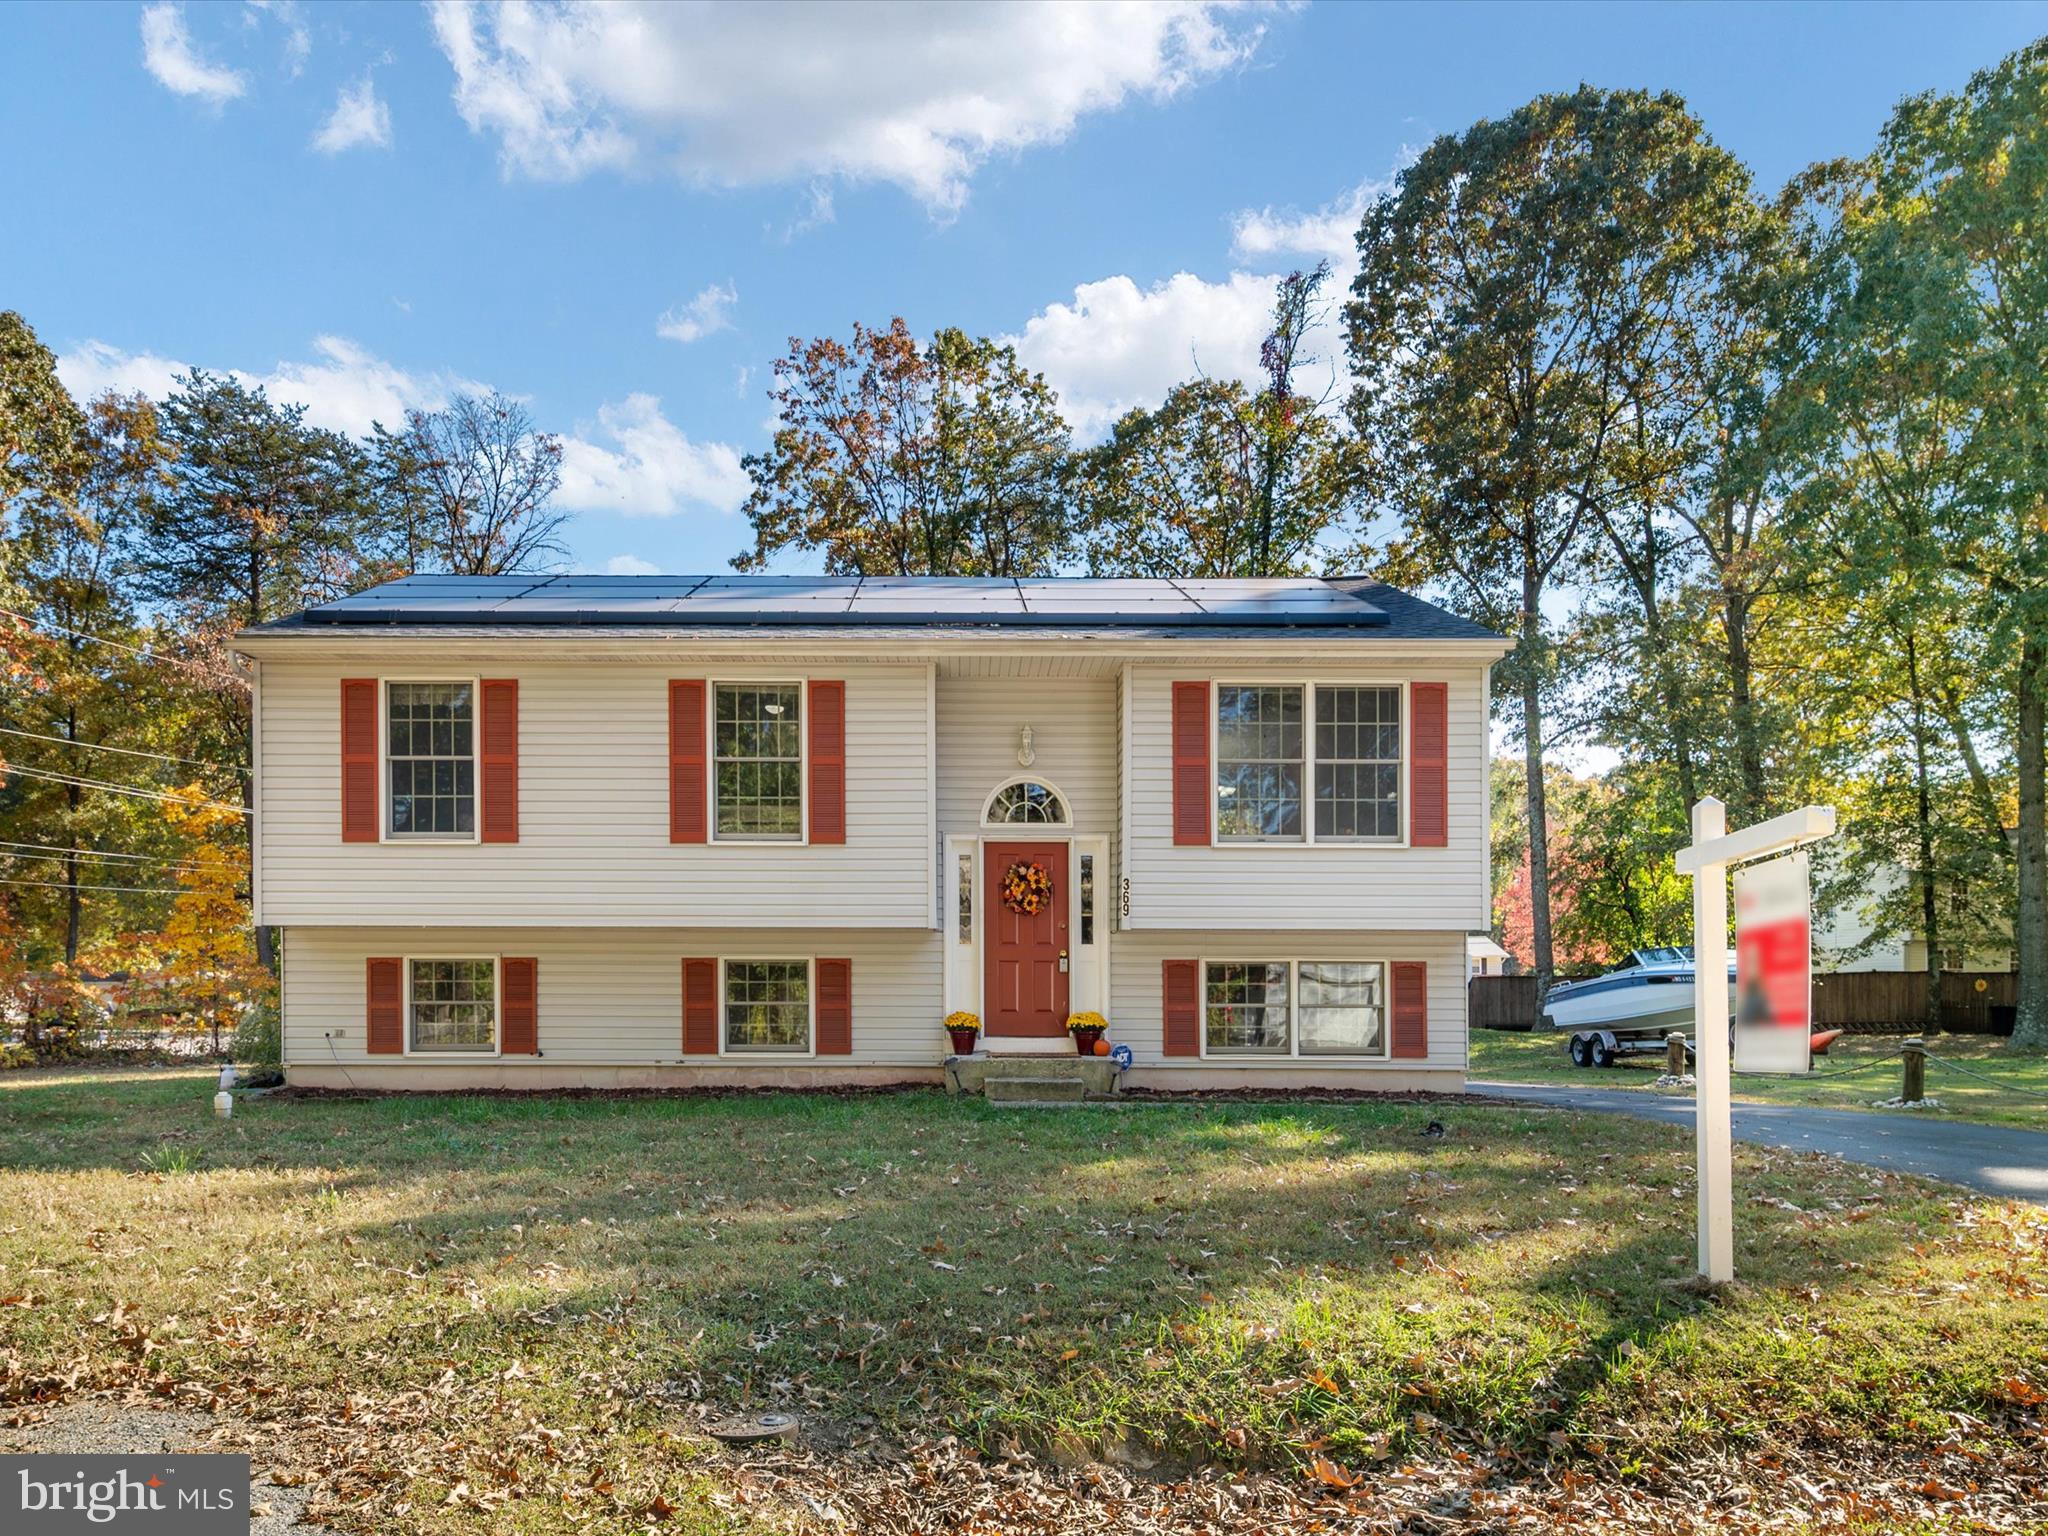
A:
1065;1011;1107;1056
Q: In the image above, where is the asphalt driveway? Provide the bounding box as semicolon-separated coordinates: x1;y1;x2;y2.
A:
1467;1079;2048;1205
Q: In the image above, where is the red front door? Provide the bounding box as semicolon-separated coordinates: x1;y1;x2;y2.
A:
984;841;1070;1037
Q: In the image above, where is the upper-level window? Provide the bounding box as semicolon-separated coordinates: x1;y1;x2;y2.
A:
388;682;474;837
984;780;1069;826
410;958;495;1052
1216;686;1303;840
1216;683;1402;844
1315;686;1402;840
715;683;802;840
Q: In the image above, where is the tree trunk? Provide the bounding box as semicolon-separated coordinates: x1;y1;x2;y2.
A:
1937;683;2013;863
1907;634;1941;1037
2012;639;2048;1049
1520;595;1556;999
1724;588;1766;818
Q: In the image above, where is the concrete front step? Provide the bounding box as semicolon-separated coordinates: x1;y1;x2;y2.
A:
984;1074;1090;1105
945;1053;1121;1100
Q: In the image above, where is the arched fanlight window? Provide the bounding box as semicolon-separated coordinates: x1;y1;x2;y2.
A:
983;779;1071;827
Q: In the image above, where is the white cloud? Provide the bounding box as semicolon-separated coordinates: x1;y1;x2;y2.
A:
603;553;662;575
429;0;1266;211
557;394;751;517
312;75;393;153
141;3;248;105
1230;175;1390;269
55;336;482;439
1008;271;1277;439
655;281;737;345
246;0;310;77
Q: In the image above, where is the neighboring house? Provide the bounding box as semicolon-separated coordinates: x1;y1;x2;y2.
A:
1814;858;2014;974
1466;936;1512;977
235;575;1508;1092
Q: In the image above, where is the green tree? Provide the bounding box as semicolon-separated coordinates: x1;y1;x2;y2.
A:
1082;264;1365;577
1348;86;1754;995
736;321;1073;576
1776;41;2048;1046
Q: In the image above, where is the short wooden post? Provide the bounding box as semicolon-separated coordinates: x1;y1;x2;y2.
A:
1901;1036;1926;1104
1666;1030;1688;1077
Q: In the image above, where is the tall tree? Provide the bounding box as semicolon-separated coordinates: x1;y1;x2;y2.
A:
1348;86;1754;995
1777;40;2048;1047
142;372;385;969
736;321;1073;575
1083;264;1365;577
372;392;569;575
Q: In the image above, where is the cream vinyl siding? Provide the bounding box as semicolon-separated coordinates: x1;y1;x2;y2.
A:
283;926;942;1067
1121;664;1491;931
935;675;1117;836
1108;928;1468;1072
256;659;932;927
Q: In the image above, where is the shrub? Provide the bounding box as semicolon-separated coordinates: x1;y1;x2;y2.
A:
232;1001;281;1075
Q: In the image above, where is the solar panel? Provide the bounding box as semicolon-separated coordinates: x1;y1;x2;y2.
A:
295;574;1392;627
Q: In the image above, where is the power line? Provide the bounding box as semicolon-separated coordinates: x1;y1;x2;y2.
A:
0;875;187;896
0;609;246;688
0;725;247;776
0;763;250;815
0;841;211;876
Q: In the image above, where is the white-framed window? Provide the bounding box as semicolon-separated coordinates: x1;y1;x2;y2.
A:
956;851;973;944
408;957;497;1053
1201;959;1388;1059
722;958;813;1054
713;682;804;841
386;680;477;838
1213;682;1405;845
1078;851;1095;945
982;778;1071;826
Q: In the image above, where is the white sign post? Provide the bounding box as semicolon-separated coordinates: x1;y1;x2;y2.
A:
1674;797;1836;1283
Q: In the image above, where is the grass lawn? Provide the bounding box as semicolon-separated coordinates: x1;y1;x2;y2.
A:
1;1068;2044;1534
1471;1026;2048;1131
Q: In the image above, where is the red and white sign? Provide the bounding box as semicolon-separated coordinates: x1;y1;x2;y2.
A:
1733;850;1812;1075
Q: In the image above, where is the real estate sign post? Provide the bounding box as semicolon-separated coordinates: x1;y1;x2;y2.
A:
1676;799;1836;1283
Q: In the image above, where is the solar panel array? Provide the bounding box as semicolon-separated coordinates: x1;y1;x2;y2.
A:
298;575;1391;629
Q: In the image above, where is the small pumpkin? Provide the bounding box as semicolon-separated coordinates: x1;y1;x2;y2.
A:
1092;1038;1111;1057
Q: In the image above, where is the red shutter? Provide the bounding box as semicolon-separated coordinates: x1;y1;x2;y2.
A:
501;957;538;1054
480;679;519;843
1171;681;1211;846
670;681;707;844
682;958;718;1054
1162;958;1200;1057
341;679;379;843
816;957;852;1054
1410;682;1448;848
366;956;403;1054
1391;961;1428;1059
808;680;846;845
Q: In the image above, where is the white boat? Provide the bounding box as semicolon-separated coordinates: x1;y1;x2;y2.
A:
1540;947;1735;1034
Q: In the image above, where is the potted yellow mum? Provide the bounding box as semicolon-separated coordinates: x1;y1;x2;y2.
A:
1065;1011;1108;1056
944;1011;982;1056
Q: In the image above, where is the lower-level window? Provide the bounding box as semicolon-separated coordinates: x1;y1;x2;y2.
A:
724;960;811;1053
410;958;496;1052
1204;959;1387;1058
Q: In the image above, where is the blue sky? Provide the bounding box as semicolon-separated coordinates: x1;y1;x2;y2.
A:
4;1;2042;578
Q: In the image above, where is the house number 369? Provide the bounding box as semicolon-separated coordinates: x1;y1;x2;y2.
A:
1119;877;1132;919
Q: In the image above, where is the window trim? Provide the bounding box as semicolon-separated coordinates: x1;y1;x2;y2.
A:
400;953;502;1058
1208;678;1411;849
979;774;1074;829
380;675;483;844
1195;957;1392;1061
715;955;818;1059
707;678;811;847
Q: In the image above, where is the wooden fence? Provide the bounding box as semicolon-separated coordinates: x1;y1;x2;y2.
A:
1468;969;2018;1035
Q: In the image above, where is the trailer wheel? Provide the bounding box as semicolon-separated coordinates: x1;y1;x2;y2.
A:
1568;1034;1592;1068
1589;1034;1615;1069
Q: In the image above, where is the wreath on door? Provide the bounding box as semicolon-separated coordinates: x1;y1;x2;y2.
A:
1000;860;1055;916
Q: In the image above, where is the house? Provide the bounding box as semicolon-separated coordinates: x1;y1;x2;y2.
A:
234;575;1509;1092
1466;935;1512;977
